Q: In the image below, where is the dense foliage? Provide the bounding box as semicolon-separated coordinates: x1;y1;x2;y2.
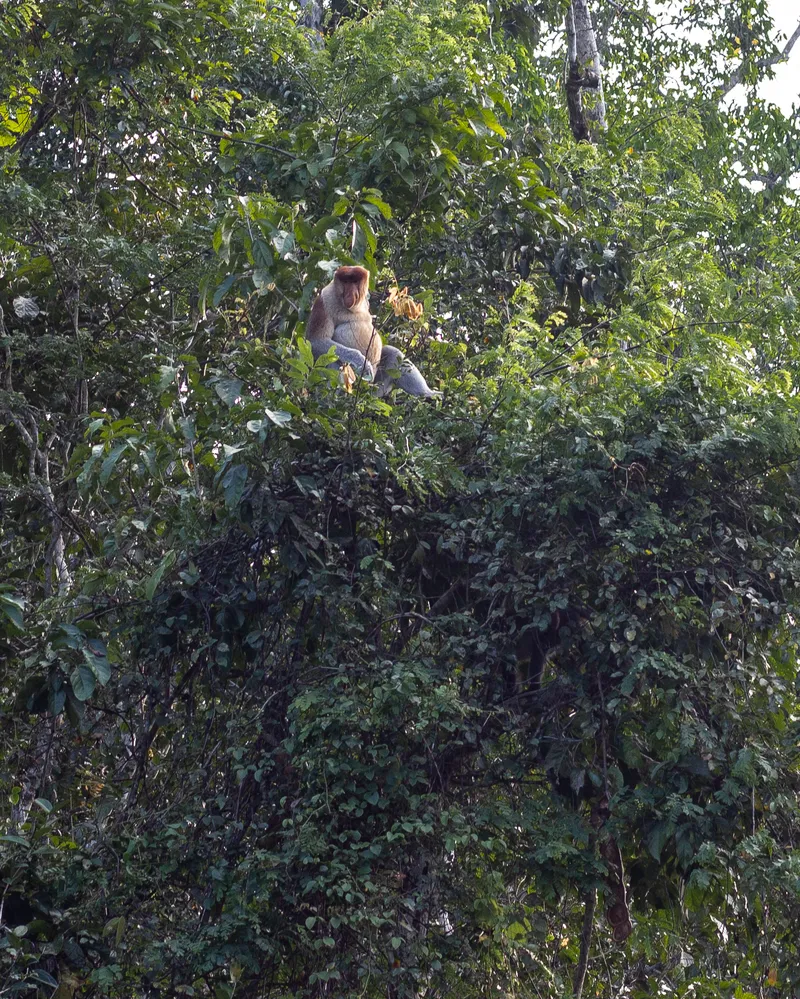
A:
2;1;800;996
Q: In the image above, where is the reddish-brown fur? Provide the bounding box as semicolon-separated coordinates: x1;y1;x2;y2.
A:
306;266;379;368
303;266;438;396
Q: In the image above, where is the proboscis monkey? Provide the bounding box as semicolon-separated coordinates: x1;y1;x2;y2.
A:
305;266;380;379
305;266;440;398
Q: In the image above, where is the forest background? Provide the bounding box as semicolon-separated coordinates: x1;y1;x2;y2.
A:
2;1;800;997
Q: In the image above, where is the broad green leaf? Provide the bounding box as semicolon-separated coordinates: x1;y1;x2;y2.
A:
70;664;96;702
214;378;244;406
354;213;376;255
362;195;392;219
0;834;29;846
99;444;129;487
221;463;248;510
144;550;176;601
83;646;111;686
212;273;238;307
264;408;292;426
29;970;58;988
0;593;24;630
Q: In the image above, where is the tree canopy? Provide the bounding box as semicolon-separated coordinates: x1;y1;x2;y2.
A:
2;1;800;997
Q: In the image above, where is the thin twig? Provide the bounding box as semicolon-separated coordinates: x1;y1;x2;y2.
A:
573;890;597;999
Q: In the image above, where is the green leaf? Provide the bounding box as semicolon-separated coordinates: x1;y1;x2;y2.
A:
0;592;25;630
252;237;273;272
54;623;83;649
253;268;273;292
271;230;295;256
264;408;292;426
647;821;670;862
144;550;177;601
179;417;196;442
70;663;97;702
222;463;248;510
214;377;244;406
99;443;129;487
354;213;377;255
104;916;127;945
0;834;30;846
362;195;392;220
157;365;180;393
49;685;66;716
316;258;341;277
479;106;507;137
212;273;238;307
65;688;85;729
29;970;58;987
83;646;111;686
390;141;409;163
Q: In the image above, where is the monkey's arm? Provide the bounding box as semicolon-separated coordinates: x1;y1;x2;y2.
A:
376;345;440;398
306;295;375;379
314;340;376;380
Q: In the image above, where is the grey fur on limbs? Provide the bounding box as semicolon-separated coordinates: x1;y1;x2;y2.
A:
375;345;440;399
314;330;438;399
311;338;376;381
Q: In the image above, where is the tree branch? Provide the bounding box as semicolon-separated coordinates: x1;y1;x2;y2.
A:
564;0;606;142
721;19;800;96
573;890;597;999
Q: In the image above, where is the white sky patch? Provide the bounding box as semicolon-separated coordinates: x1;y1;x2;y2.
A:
728;2;800;189
728;1;800;113
649;1;799;112
648;1;799;188
757;1;800;112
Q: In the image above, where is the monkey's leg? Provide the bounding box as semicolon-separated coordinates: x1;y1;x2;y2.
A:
376;344;440;398
311;339;375;381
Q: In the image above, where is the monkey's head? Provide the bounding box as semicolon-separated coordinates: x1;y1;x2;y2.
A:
335;266;369;310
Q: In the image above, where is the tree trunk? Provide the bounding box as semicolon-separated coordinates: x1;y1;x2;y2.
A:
565;0;606;142
298;0;324;41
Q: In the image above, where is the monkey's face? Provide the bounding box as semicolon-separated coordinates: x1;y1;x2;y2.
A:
335;266;369;310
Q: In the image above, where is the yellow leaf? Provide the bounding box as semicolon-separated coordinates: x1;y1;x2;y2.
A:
340;363;356;394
